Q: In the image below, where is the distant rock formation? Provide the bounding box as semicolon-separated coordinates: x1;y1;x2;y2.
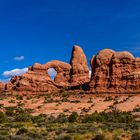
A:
89;49;140;93
1;46;140;94
5;45;90;93
5;61;71;93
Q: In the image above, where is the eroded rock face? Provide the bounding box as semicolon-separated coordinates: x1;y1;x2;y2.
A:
5;45;89;93
90;49;115;92
0;82;5;92
4;45;140;94
6;60;71;93
70;45;89;85
44;60;71;86
90;49;140;93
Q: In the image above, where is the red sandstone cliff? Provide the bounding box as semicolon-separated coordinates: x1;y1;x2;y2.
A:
1;46;140;94
5;45;90;93
90;49;140;93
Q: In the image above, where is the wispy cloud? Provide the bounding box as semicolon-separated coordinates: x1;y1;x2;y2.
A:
3;56;25;63
2;68;28;78
14;56;25;61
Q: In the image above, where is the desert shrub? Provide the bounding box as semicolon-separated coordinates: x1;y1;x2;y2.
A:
0;136;10;140
9;99;16;103
11;135;27;140
68;112;78;122
129;123;139;130
81;111;135;123
79;91;84;95
47;115;56;123
87;97;93;103
61;97;70;102
4;123;24;128
113;135;121;140
131;132;140;140
61;92;69;98
82;112;107;123
55;134;73;140
104;96;113;101
24;108;34;114
31;114;47;124
0;104;4;108
133;106;140;112
5;106;16;116
0;129;9;135
16;127;28;135
81;107;90;113
16;95;23;100
56;113;68;123
15;113;31;122
93;134;106;140
70;100;80;103
44;98;54;103
27;132;42;139
0;112;8;123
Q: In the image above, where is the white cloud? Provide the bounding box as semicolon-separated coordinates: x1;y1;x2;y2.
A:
14;56;25;61
2;68;28;77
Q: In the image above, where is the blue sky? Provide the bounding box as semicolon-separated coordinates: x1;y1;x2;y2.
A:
0;0;140;81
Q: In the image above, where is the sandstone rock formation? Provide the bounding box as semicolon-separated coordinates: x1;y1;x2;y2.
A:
3;46;140;94
90;49;140;93
5;45;89;93
6;60;71;93
70;45;90;85
0;82;5;92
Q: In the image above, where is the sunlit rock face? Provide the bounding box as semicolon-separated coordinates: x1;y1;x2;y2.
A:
3;45;140;94
0;82;5;92
5;45;89;93
70;45;90;86
89;49;140;93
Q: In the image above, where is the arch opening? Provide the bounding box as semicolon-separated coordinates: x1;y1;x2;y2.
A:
47;68;57;80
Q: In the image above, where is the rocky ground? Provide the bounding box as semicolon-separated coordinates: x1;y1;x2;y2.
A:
0;91;139;140
0;91;139;117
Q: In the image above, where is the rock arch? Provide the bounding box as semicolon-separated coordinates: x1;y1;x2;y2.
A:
43;60;71;86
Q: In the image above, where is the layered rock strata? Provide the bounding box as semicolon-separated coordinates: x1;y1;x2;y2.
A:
89;49;140;93
1;46;140;94
5;45;90;93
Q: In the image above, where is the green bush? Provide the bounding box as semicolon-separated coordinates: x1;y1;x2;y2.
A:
68;112;78;122
93;134;106;140
55;135;73;140
16;127;28;135
0;136;10;140
56;113;68;123
11;136;27;140
31;114;47;124
0;112;8;123
131;132;140;140
15;113;31;122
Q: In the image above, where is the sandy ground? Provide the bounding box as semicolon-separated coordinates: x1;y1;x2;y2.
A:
0;93;139;116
